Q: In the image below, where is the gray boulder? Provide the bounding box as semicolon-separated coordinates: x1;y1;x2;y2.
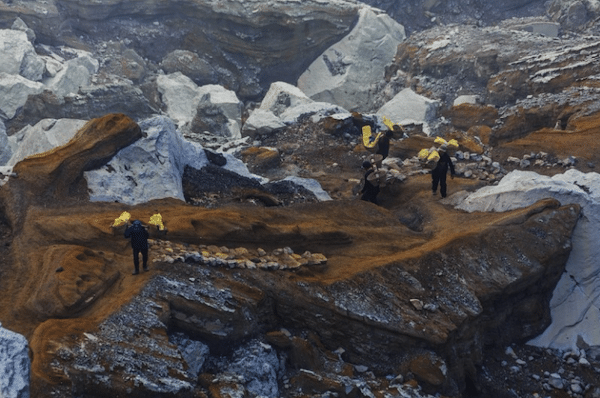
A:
189;85;243;140
157;73;242;139
376;88;440;135
0;325;30;398
43;54;99;97
160;49;219;86
11;17;36;43
259;81;313;117
242;109;286;137
0;29;44;82
0;73;44;120
297;7;406;112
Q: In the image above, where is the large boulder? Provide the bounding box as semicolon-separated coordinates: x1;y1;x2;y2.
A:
43;54;99;98
455;169;600;352
242;109;286;138
160;49;226;87
259;82;314;117
157;73;242;139
0;29;44;82
189;85;243;140
84;116;260;205
0;325;30;398
0;73;44;120
297;7;406;112
377;88;440;135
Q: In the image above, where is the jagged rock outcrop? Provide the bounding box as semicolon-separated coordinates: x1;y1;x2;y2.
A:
0;114;141;227
21;197;579;397
298;7;406;112
454;169;600;353
0;29;43;81
85;116;262;205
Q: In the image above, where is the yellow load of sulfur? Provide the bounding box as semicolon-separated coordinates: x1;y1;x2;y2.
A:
148;213;165;231
112;211;131;227
362;125;383;153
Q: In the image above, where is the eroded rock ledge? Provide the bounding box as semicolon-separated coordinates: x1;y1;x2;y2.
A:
0;115;581;397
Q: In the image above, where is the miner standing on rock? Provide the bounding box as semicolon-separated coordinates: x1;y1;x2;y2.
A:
432;144;455;198
124;220;149;275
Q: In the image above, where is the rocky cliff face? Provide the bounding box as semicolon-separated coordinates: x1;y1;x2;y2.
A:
0;117;581;396
0;0;361;100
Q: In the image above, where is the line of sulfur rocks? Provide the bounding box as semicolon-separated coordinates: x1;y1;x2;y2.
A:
149;239;327;270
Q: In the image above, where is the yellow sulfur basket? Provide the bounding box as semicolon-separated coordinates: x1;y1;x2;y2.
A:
112;211;131;227
148;213;165;231
362;125;383;153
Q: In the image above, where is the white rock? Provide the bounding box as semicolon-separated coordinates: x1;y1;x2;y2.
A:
157;72;201;127
157;73;242;139
0;72;44;120
5;119;87;166
194;84;243;139
377;88;440;135
453;95;479;106
242;109;286;137
579;357;591;367
259;81;313;116
548;373;564;389
297;7;406;111
0;325;30;398
11;17;36;42
505;346;517;358
281;176;332;201
570;382;583;394
44;54;99;97
0;29;44;81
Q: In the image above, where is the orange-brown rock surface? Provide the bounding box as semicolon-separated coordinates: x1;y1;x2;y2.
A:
0;113;583;397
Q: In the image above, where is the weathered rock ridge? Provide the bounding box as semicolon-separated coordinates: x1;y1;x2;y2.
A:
0;114;583;398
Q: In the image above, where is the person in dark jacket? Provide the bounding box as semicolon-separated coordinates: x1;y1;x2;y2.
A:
376;129;393;159
432;144;455;198
124;220;149;275
360;160;380;204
